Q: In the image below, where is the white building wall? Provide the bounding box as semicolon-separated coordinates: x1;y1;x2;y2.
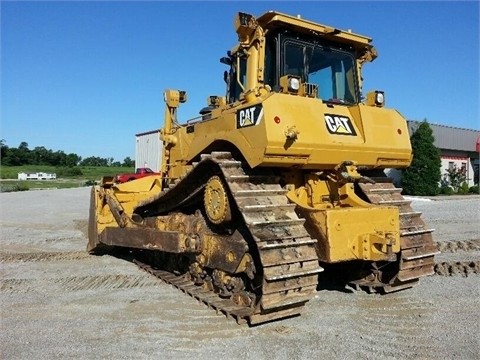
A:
135;130;162;172
440;155;475;187
386;155;476;188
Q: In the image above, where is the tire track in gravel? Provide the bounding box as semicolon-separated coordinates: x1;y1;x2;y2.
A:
1;274;164;293
346;295;437;359
434;239;480;276
0;250;165;294
434;261;480;276
0;251;90;262
436;239;480;252
2;239;478;299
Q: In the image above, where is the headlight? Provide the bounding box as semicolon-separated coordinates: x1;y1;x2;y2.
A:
375;91;384;105
288;77;300;91
366;90;385;107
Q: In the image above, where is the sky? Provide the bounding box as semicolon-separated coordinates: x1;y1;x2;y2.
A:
1;1;479;162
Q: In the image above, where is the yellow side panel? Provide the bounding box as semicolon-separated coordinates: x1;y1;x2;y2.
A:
261;94;412;169
303;206;400;263
168;92;412;172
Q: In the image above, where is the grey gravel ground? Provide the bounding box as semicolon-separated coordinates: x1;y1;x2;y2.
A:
1;188;479;359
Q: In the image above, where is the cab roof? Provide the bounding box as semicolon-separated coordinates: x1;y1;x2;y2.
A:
256;11;373;48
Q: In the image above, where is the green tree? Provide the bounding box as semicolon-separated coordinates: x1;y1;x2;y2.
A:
79;156;109;167
122;156;135;167
0;139;9;163
65;153;81;167
401;120;441;196
3;147;23;165
32;146;50;165
17;141;32;164
18;141;29;151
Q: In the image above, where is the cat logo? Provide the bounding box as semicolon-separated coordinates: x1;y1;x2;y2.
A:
324;114;357;136
236;105;264;128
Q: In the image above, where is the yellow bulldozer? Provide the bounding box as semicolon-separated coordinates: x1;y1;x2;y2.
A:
88;11;439;325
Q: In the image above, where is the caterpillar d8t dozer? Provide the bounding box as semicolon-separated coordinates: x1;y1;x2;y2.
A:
88;11;439;325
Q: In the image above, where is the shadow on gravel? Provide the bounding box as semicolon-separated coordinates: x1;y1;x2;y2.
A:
89;247;136;262
317;282;355;294
317;279;355;293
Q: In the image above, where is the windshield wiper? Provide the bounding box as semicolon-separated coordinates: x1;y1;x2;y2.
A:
323;98;354;106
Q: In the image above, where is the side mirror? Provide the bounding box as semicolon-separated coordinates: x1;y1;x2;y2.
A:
220;57;232;65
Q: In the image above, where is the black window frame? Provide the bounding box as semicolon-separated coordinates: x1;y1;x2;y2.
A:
264;31;360;104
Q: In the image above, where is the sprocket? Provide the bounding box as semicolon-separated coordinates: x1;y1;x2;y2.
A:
204;175;232;225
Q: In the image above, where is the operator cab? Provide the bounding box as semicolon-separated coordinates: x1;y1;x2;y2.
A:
222;28;360;105
268;32;359;105
221;11;376;107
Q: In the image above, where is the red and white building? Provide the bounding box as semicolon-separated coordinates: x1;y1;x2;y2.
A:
407;121;479;187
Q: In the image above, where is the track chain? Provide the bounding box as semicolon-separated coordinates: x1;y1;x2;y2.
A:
133;259;255;324
211;152;323;324
355;182;440;292
134;151;322;325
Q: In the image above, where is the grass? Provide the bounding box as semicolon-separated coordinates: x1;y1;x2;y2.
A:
0;166;135;192
75;166;134;179
0;165;134;180
0;179;86;192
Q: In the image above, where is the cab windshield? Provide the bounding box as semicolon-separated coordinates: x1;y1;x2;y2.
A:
265;34;359;104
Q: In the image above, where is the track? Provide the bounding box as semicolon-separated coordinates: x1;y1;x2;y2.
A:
134;152;323;325
133;259;256;324
351;181;440;292
91;158;475;323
